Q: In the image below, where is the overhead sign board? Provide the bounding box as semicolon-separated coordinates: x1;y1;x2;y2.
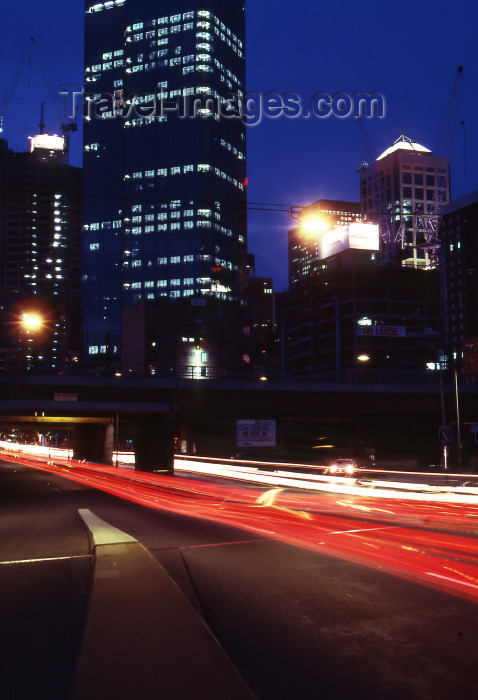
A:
54;393;78;402
236;419;276;447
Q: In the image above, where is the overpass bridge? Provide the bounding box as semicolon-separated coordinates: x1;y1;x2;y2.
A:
0;373;476;471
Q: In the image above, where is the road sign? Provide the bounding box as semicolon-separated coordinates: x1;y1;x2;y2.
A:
438;426;453;445
236;419;276;447
54;392;78;402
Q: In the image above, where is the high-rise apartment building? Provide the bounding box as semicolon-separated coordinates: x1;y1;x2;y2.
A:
440;191;478;371
288;199;362;289
83;0;247;361
360;135;450;268
0;135;81;372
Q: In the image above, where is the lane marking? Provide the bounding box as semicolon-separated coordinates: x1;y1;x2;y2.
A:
78;508;137;546
0;555;89;565
152;539;268;553
326;526;397;536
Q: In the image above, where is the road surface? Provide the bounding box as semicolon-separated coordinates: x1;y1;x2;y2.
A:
1;454;478;699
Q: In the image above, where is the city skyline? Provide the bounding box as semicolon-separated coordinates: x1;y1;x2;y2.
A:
1;0;477;291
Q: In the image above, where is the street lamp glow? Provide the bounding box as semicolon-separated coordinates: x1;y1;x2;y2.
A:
21;313;43;332
357;354;370;362
300;215;330;235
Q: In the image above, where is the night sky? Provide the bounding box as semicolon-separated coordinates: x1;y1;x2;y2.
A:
1;0;477;290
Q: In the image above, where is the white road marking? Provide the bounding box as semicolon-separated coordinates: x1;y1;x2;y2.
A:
0;555;88;565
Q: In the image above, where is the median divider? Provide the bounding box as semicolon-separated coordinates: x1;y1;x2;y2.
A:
73;509;255;700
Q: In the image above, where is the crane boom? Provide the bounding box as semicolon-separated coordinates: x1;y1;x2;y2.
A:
0;49;32;132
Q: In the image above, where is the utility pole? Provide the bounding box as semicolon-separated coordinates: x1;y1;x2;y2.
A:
439;368;448;471
455;369;463;471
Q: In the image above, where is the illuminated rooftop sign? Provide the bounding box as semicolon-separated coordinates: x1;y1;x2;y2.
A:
318;222;379;260
29;134;65;153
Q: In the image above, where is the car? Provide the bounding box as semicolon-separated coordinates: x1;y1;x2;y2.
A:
327;458;356;475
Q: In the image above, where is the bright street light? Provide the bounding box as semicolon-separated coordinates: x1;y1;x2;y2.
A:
357;354;370;362
300;215;331;234
21;312;44;332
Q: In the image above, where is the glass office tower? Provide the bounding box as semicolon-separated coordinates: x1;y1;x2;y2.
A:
83;1;246;360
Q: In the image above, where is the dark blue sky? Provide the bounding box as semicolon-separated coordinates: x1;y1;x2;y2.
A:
2;0;477;290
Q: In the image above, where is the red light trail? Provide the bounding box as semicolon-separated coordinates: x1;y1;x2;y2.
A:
3;447;478;604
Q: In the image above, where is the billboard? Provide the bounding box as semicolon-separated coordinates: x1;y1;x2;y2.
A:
358;325;407;338
319;222;379;260
29;134;64;153
357;325;439;338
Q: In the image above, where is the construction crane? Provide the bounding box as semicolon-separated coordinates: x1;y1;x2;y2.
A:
0;38;77;163
356;118;405;259
414;66;464;267
356;66;464;268
29;37;78;165
0;48;32;133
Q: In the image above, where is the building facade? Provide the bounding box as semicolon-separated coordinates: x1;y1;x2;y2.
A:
288;199;361;289
0;136;81;372
245;254;277;375
282;248;441;379
360;135;450;269
83;0;247;362
440;191;478;372
122;296;250;378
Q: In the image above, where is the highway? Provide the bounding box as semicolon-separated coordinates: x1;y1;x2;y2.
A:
2;448;478;699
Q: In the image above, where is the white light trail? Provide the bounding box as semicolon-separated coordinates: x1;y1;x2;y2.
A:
176;458;478;505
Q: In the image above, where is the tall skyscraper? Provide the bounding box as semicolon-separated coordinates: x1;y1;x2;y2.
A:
360;135;450;269
440;191;478;371
0;135;81;372
83;0;247;361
